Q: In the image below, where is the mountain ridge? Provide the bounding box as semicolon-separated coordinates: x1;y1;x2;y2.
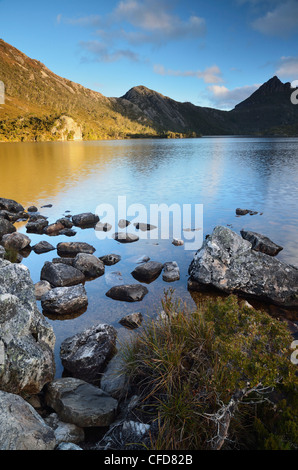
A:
0;39;298;141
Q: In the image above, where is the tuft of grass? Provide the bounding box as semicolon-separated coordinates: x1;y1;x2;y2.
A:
122;291;298;450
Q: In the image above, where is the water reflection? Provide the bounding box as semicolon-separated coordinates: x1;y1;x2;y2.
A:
1;137;297;376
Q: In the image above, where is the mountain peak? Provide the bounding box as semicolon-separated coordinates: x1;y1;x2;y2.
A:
235;76;292;110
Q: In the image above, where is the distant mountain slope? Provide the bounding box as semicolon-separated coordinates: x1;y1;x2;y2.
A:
0;38;298;141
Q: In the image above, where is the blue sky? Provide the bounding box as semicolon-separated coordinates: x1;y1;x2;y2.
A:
1;0;298;109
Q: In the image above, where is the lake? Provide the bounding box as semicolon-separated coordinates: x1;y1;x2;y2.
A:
0;137;297;375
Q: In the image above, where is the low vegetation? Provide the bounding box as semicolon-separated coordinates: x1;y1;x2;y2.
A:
122;291;298;450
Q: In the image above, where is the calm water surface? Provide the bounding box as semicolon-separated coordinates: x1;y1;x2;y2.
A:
0;137;297;375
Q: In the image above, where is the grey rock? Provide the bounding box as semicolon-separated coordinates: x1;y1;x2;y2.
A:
56;442;82;450
133;222;157;231
44;221;65;235
95;221;112;232
72;213;99;228
59;228;77;237
57;241;96;257
0;197;24;214
240;230;283;256
0;217;16;239
118;219;131;228
0;391;56;450
119;312;143;329
45;413;84;445
26;219;49;234
162;261;180;282
106;284;148;302
100;254;121;266
236;208;258;216
73;253;105;278
1;232;30;251
100;354;129;399
27;206;38;212
131;261;163;283
41;285;88;315
188;226;298;308
45;378;118;427
0;246;5;259
33;240;55;254
41;261;85;287
56;217;74;229
35;280;52;300
52;257;75;267
60;323;117;385
0;259;55;394
113;232;139;243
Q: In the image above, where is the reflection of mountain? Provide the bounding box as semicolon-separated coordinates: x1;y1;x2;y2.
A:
1;38;298;141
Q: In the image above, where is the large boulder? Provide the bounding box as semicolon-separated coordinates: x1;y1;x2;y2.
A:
0;391;56;450
106;284;148;302
41;285;88;315
0;259;55;394
45;378;118;427
60;324;117;385
188;226;298;308
131;261;163;284
40;261;85;287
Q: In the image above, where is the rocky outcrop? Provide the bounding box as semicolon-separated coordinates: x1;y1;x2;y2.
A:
0;391;56;450
51;115;82;142
188;226;298;308
0;258;55;394
60;324;117;385
45;378;118;427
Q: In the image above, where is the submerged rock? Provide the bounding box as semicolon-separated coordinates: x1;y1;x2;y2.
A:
40;261;85;287
119;312;143;330
41;284;88;315
240;230;283;256
45;378;118;428
99;254;121;266
106;284;148;302
60;323;117;385
95;222;112;232
188;226;298;308
131;261;163;284
113;232;139;243
0;391;56;450
133;222;157;231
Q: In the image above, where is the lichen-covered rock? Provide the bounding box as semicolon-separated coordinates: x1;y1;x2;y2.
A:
0;391;56;450
41;285;88;315
162;261;180;282
188;226;298;308
0;258;55;394
60;324;117;385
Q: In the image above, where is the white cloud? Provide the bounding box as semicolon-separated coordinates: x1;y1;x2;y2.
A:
276;57;298;78
252;0;298;36
154;64;223;84
208;83;261;109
